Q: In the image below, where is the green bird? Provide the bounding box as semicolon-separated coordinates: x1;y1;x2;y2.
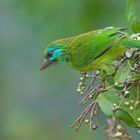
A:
40;26;140;74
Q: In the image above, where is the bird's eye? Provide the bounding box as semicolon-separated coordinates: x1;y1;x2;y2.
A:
47;51;53;59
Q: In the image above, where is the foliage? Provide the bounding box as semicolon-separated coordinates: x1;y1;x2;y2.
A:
70;1;140;139
72;34;140;140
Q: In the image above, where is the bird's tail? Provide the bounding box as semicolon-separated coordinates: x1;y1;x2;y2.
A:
120;35;140;49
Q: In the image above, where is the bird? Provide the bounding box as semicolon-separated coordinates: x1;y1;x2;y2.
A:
40;26;140;74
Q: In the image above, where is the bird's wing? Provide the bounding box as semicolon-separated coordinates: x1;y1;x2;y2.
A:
67;27;126;68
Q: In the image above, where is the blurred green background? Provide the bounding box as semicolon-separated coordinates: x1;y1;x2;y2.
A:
0;0;140;140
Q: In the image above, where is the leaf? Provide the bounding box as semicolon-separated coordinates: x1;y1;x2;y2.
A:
98;92;120;117
115;109;137;128
98;92;137;127
114;62;130;84
123;87;140;127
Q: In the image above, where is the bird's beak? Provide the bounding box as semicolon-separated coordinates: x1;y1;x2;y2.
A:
40;59;54;71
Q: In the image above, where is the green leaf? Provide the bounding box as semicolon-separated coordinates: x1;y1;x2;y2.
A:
115;110;137;127
98;92;137;127
114;62;130;84
98;92;120;117
123;87;140;127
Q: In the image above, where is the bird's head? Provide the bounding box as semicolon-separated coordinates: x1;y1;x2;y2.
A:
40;43;64;71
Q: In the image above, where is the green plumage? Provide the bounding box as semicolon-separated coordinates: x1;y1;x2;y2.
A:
41;26;140;73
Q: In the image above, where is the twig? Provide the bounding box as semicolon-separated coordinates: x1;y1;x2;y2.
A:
70;102;97;131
